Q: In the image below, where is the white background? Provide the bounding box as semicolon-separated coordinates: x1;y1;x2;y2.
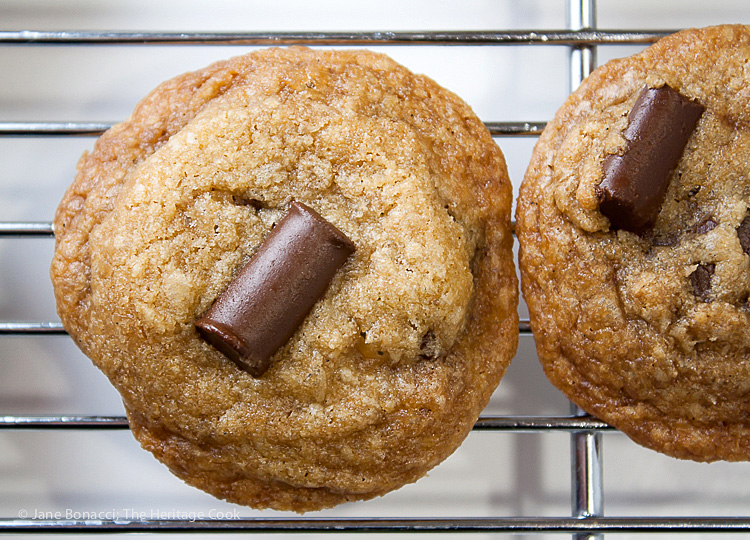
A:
1;2;750;539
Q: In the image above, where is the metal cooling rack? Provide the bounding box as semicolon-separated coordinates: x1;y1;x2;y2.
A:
1;0;750;536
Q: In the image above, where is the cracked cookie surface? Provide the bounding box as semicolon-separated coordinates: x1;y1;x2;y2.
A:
50;47;518;510
517;25;750;462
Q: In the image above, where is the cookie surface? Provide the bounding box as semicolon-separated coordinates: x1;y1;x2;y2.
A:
51;47;517;510
517;25;750;462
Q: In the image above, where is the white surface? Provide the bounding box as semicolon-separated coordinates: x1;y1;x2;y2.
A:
1;1;750;539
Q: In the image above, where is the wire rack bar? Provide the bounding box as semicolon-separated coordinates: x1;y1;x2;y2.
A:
2;516;750;534
567;2;604;539
0;29;672;47
0;322;66;334
0;415;130;429
0;414;612;432
0;122;112;137
1;220;522;238
0;121;545;137
0;222;54;236
0;320;532;335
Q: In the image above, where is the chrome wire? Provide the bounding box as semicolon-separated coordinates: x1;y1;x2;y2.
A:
0;414;612;432
3;516;750;534
0;121;544;137
0;29;672;46
0;122;112;137
0;222;54;236
567;1;604;539
0;320;529;335
0;322;65;335
0;415;130;429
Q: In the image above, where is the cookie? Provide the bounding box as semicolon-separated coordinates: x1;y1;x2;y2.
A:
517;25;750;462
50;47;518;511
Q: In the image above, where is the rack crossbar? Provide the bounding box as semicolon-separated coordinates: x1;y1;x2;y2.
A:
0;29;673;47
1;516;749;534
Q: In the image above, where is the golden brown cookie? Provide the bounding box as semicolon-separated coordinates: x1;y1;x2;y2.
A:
517;25;750;462
50;47;518;511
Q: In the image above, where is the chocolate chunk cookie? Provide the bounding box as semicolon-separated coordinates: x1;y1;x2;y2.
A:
50;47;518;510
517;25;750;462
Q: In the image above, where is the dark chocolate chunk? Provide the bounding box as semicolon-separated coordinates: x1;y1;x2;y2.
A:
598;85;704;233
419;330;439;360
196;201;355;377
646;215;715;248
232;195;264;210
694;215;717;235
690;262;715;302
738;213;750;254
647;233;679;248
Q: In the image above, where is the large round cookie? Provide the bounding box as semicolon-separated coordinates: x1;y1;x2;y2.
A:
51;47;518;511
517;25;750;462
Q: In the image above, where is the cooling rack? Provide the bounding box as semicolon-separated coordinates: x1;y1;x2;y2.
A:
2;0;750;537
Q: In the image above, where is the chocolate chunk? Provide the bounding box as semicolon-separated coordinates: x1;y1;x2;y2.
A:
418;330;439;360
690;262;715;302
196;201;355;377
232;195;264;210
646;215;715;248
598;85;704;233
738;214;750;254
694;215;717;235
